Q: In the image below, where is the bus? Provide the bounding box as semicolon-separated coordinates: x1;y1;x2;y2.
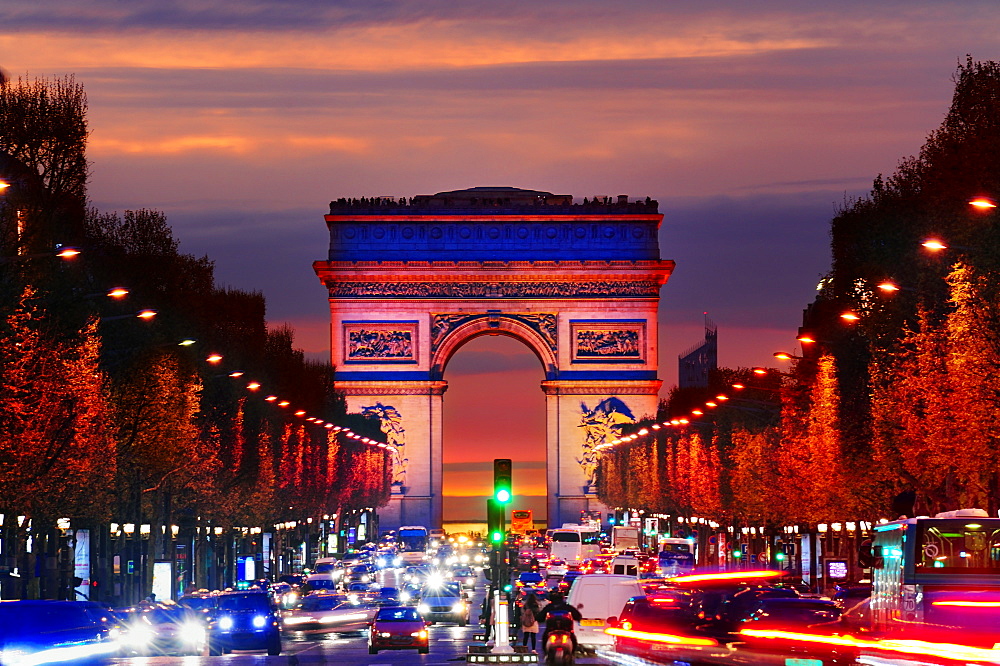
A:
510;510;534;534
869;508;1000;642
550;524;602;567
397;525;430;565
657;537;696;576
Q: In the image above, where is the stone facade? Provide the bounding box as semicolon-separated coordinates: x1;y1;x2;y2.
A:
314;188;674;532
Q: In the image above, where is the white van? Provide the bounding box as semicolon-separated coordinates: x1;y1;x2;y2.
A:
608;554;640;577
566;573;643;648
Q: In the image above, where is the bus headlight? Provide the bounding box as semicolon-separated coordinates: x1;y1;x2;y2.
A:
418;603;431;615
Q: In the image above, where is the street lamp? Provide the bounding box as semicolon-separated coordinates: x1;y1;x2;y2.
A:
773;351;803;361
969;197;997;210
99;309;157;322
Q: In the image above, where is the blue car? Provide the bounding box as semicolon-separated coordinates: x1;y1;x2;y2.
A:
0;600;119;664
207;591;281;655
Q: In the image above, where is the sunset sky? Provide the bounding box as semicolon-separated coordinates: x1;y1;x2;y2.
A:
4;1;998;521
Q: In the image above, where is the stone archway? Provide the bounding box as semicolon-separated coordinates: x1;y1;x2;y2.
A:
314;187;674;531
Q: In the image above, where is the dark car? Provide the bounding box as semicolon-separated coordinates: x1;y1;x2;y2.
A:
0;600;120;664
208;590;281;655
742;598;841;628
610;595;704;662
556;570;582;595
120;603;208;656
369;605;429;654
345;564;378;586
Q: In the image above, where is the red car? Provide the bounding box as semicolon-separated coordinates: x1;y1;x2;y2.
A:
368;606;429;654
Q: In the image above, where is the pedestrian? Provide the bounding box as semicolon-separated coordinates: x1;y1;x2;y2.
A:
520;592;541;649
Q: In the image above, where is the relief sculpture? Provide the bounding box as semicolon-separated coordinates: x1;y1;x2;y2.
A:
348;329;413;360
361;403;408;489
577;397;635;490
575;329;640;358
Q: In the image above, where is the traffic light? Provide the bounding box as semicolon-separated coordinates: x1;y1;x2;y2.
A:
487;498;505;545
493;458;512;504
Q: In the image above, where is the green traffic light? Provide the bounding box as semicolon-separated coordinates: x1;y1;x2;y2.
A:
496;488;511;504
733;549;742;559
775;552;786;561
491;530;503;543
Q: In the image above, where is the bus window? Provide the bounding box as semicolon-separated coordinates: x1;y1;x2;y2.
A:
916;521;1000;572
552;531;581;543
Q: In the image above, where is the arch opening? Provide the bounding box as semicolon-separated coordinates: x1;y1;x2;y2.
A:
441;334;547;533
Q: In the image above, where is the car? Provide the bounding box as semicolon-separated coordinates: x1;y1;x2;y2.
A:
119;603;209;656
556;569;583;595
369;605;430;654
741;597;842;629
0;600;120;664
546;558;568;577
304;573;339;592
515;570;546;594
207;590;282;655
417;581;470;625
610;594;701;662
282;592;374;634
399;581;423;604
403;565;432;584
344;564;378;586
452;566;478;590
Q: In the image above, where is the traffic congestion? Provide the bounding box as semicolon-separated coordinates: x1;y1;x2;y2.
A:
4;512;1000;665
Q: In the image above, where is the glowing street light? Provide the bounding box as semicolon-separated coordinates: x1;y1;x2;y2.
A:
55;247;80;259
0;180;9;192
877;281;900;293
773;351;802;361
206;353;223;363
100;309;157;322
969;197;997;210
922;238;949;251
840;311;860;322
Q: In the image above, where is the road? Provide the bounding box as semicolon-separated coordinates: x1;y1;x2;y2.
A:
108;566;620;666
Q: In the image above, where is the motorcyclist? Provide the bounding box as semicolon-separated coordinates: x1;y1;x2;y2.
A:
538;592;582;653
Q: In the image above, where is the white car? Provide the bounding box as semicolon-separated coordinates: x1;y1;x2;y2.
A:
546;558;568;577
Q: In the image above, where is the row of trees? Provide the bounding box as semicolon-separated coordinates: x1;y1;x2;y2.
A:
598;57;1000;530
0;75;390;597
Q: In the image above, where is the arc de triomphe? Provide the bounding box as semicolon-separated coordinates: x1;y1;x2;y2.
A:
314;187;674;531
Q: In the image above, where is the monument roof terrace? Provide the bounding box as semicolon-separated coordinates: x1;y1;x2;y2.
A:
328;187;658;216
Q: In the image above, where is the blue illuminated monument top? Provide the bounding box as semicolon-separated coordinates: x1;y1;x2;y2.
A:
325;186;661;262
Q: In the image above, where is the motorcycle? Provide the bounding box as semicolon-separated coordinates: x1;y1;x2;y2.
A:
544;627;574;665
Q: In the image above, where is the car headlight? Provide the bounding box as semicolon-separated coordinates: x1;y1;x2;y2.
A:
417;603;431;614
179;621;207;645
394;557;402;566
411;630;428;638
452;602;466;613
124;622;156;647
218;616;234;631
252;615;268;629
361;574;370;582
400;591;411;602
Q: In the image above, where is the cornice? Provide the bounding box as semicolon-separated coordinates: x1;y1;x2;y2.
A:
336;381;449;396
541;380;662;395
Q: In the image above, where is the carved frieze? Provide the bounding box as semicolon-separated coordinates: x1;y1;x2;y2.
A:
326;280;663;299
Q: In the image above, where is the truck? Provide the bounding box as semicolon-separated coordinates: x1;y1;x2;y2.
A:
611;525;640;553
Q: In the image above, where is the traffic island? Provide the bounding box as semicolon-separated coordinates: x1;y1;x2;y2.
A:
466;644;538;663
